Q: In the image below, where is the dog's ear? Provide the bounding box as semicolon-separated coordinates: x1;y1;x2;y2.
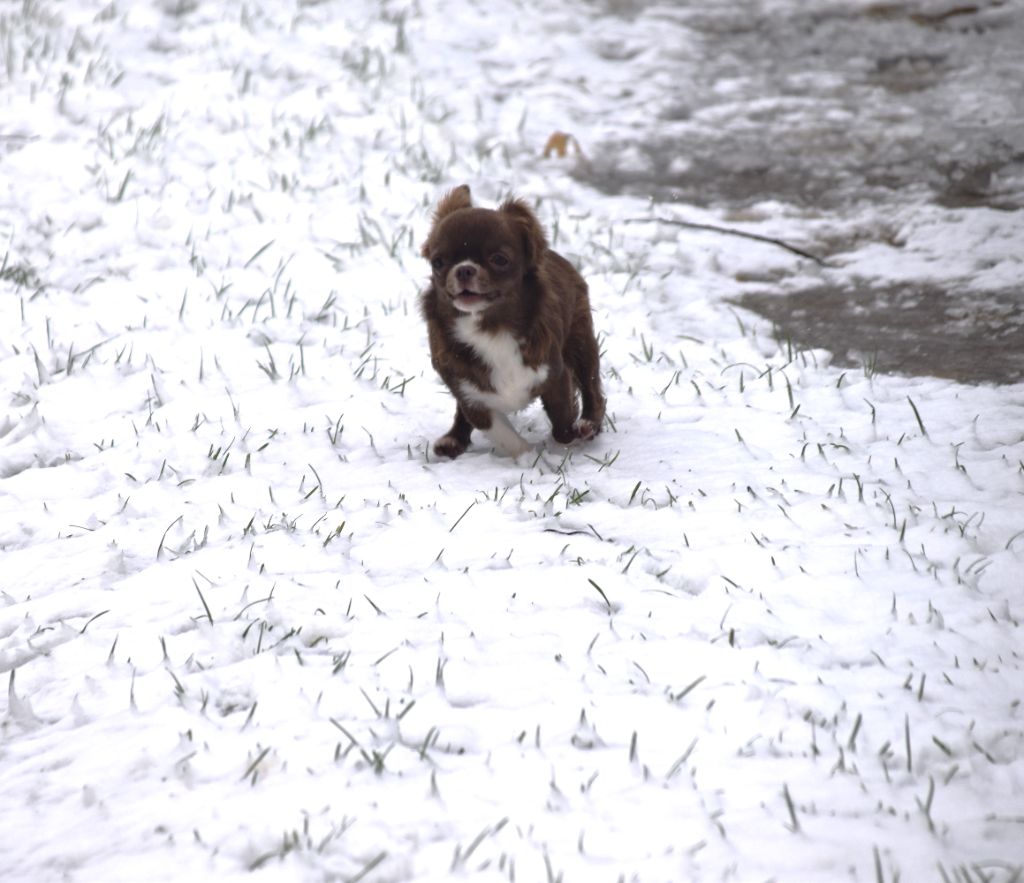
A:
421;185;473;257
499;197;547;269
433;184;473;222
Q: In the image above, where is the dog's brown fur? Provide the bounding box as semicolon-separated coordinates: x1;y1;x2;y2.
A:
420;185;605;458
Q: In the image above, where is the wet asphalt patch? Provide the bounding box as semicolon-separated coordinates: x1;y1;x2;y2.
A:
581;1;1024;383
734;284;1024;386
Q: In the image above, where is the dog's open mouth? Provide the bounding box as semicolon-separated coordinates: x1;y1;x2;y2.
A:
453;289;500;308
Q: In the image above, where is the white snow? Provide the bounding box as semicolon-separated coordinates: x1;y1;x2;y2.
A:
1;1;1022;881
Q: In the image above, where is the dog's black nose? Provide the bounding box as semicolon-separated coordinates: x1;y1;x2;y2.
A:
455;263;477;283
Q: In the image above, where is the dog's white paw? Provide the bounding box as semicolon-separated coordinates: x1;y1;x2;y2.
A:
484;412;532;458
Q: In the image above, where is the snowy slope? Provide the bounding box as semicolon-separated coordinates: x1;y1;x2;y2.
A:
1;1;1022;881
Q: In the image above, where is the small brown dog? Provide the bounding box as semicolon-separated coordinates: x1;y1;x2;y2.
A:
420;185;605;458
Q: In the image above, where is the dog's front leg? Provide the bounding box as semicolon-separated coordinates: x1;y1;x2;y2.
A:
479;410;532;458
434;401;531;459
541;365;580;445
433;404;475;459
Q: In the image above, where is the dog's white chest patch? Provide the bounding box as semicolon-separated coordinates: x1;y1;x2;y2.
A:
454;316;548;413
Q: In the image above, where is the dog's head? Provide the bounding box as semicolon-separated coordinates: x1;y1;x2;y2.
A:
421;185;547;315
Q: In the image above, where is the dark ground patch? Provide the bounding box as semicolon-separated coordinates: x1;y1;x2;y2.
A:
734;284;1024;385
582;1;1024;383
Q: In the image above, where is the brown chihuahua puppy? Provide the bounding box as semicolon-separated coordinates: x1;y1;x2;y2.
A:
420;185;605;458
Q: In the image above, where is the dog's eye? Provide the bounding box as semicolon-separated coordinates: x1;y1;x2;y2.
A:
490;253;510;268
431;256;446;271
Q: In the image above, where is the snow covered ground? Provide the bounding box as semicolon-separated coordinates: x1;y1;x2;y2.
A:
1;0;1022;880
